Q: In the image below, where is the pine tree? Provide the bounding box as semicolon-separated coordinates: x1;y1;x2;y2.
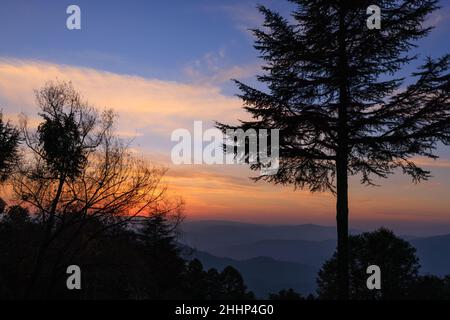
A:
217;0;449;299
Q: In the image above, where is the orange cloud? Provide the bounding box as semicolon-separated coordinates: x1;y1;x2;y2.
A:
0;58;248;138
411;156;450;169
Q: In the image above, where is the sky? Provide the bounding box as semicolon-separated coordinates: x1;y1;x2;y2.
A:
0;0;449;235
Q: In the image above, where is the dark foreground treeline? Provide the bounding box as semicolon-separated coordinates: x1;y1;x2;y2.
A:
1;199;450;300
0;199;254;300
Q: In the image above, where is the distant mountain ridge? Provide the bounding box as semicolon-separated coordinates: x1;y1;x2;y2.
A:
180;220;361;250
181;220;450;296
411;234;450;276
212;238;336;266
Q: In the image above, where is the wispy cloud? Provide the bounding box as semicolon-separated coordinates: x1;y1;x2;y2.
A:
185;61;260;85
184;49;260;85
0;58;248;140
425;4;450;28
217;3;265;36
214;1;296;37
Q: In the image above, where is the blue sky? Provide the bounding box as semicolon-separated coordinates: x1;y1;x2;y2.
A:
1;0;449;89
0;0;278;82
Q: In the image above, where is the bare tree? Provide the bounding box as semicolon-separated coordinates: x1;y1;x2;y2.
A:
13;81;183;298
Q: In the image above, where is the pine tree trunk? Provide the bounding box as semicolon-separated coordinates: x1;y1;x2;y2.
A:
336;154;349;299
336;2;350;300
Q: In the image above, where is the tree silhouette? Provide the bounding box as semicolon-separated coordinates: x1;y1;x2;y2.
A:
217;0;450;299
136;213;186;299
219;266;255;299
0;82;254;300
317;228;420;299
17;81;113;297
184;259;255;300
0;204;40;299
14;81;183;298
0;112;20;182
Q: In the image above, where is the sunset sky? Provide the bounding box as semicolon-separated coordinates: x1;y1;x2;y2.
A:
0;0;449;235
